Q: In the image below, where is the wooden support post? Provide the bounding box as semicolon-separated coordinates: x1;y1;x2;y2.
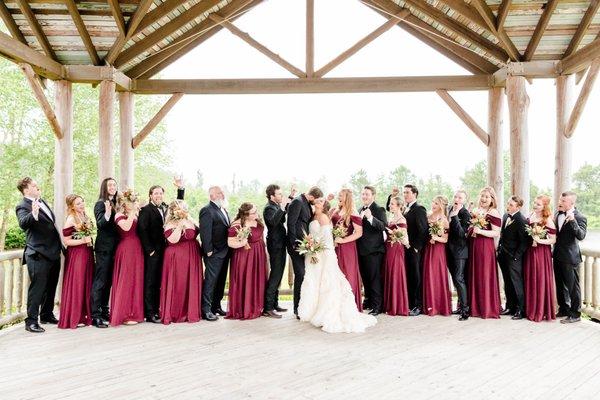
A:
119;92;135;189
132;93;183;149
99;81;116;182
53;80;73;229
436;89;489;145
565;59;600;138
306;0;314;78
488;87;504;209
554;75;575;208
506;76;530;213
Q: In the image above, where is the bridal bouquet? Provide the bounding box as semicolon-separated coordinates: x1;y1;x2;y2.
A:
235;226;252;250
428;219;444;237
73;219;95;246
296;232;326;264
171;208;189;222
469;212;489;230
332;224;348;242
388;227;406;245
525;223;548;240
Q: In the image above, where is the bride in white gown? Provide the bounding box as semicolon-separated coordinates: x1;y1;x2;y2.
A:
298;198;377;333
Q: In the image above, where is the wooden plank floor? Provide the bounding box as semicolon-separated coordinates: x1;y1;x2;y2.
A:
1;301;600;400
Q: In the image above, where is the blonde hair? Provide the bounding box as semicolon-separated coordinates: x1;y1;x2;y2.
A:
432;195;449;218
337;188;355;226
65;194;90;225
116;189;139;214
478;186;498;210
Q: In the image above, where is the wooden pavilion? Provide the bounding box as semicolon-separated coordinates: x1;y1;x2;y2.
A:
0;0;599;225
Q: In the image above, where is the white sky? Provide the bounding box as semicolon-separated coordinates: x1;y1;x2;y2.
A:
161;0;599;192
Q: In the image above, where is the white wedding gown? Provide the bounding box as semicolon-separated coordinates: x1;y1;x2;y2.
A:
298;220;377;333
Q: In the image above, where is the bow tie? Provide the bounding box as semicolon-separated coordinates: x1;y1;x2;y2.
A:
558;211;566;215
362;206;368;211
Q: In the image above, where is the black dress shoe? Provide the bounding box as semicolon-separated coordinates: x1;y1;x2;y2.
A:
556;311;569;318
146;315;161;323
458;313;469;321
295;314;300;320
274;306;288;312
362;302;372;310
203;312;218;321
25;323;45;333
92;318;109;328
451;309;461;315
500;308;513;316
101;312;110;321
264;310;282;319
511;311;524;320
368;310;381;316
409;307;422;316
560;316;581;324
213;308;226;316
40;316;59;324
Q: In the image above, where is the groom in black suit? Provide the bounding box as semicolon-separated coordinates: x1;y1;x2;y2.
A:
199;186;231;321
554;191;587;324
497;196;528;320
15;177;63;333
287;186;323;317
447;190;471;320
357;186;387;316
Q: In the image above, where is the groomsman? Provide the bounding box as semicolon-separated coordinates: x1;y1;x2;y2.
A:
15;177;63;333
357;186;387;316
554;191;587;324
388;184;428;316
447;189;471;321
91;177;119;328
497;196;527;319
138;178;185;323
287;186;323;318
199;186;231;321
262;184;295;318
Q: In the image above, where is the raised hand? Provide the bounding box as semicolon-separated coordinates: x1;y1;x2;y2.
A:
326;193;335;202
289;185;298;199
391;187;400;196
174;175;184;188
104;200;111;214
31;199;40;218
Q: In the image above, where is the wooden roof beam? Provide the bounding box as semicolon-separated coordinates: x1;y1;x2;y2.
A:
15;0;57;60
132;93;184;148
469;0;521;61
0;31;64;79
108;0;127;37
563;0;600;58
0;1;27;43
65;0;100;65
65;65;132;90
306;0;314;77
560;37;600;74
436;89;489;145
105;0;154;65
524;0;559;62
493;60;560;85
565;58;600;138
208;14;306;78
134;0;189;36
114;0;222;67
496;0;511;31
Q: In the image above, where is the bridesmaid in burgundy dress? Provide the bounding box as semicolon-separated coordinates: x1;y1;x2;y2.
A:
468;187;502;319
383;195;410;316
330;189;364;311
422;196;452;316
110;190;145;326
160;200;203;324
524;195;557;322
58;195;94;329
226;202;267;320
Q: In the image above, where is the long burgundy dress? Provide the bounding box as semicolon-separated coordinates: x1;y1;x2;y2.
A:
226;224;267;320
331;211;363;311
58;226;94;329
468;213;502;319
422;227;452;316
110;216;145;326
524;221;556;322
160;227;203;324
383;222;409;316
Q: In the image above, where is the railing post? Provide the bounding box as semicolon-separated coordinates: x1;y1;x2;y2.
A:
5;260;13;315
12;259;22;311
585;255;593;309
21;261;29;314
593;257;600;313
0;260;5;314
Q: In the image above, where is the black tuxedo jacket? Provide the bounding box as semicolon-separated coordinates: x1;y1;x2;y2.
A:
199;201;230;258
404;202;429;252
357;202;387;256
15;198;62;261
553;209;587;264
286;194;313;251
447;206;471;260
94;197;119;253
137;188;185;256
497;211;528;260
264;200;287;250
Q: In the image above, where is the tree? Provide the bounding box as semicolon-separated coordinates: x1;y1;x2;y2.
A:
572;163;600;228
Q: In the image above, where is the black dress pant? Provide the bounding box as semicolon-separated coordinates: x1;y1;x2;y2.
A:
265;246;286;311
447;254;468;310
144;251;163;318
202;253;229;314
91;250;115;319
358;253;384;312
25;253;60;325
498;252;525;313
554;260;581;318
405;248;423;310
288;249;305;314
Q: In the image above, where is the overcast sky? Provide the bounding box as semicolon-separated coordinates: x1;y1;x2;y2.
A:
161;0;599;193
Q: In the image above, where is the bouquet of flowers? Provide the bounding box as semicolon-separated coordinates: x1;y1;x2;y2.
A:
72;219;95;246
388;227;406;245
469;211;489;230
332;224;348;242
120;188;139;204
296;232;327;264
235;226;252;250
525;223;548;240
428;219;444;237
171;207;189;222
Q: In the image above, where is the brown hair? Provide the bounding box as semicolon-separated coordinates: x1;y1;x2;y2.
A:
233;202;263;228
65;194;90;225
364;185;376;196
265;184;280;200
404;184;419;197
561;191;577;200
17;177;33;194
307;186;323;198
322;200;331;215
337;189;355;226
98;177;118;202
509;195;524;207
148;185;164;198
536;194;552;227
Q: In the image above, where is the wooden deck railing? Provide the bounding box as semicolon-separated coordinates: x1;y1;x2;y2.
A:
1;246;599;328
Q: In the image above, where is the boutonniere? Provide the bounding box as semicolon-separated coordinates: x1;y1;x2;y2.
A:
505;218;514;228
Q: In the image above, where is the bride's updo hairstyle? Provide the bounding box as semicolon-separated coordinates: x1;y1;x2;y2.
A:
322;200;331;215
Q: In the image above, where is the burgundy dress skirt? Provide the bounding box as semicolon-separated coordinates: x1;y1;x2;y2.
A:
331;212;363;311
383;223;409;316
110;216;145;326
422;237;452;316
524;224;557;322
226;224;267;320
58;226;94;329
160;227;203;324
468;214;502;319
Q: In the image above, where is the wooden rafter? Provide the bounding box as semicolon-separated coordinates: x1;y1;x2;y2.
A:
561;37;600;74
64;0;100;65
315;9;410;78
114;0;222;67
469;0;521;61
434;0;487;29
19;63;63;139
15;0;57;60
135;0;189;36
105;0;154;65
108;0;127;37
436;89;489;145
523;0;559;61
208;14;305;78
565;58;600;138
0;32;64;79
132;93;184;148
0;1;27;43
306;0;314;78
126;0;259;79
496;0;512;31
563;0;600;58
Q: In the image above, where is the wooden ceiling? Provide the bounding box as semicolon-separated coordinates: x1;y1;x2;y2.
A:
0;0;599;79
